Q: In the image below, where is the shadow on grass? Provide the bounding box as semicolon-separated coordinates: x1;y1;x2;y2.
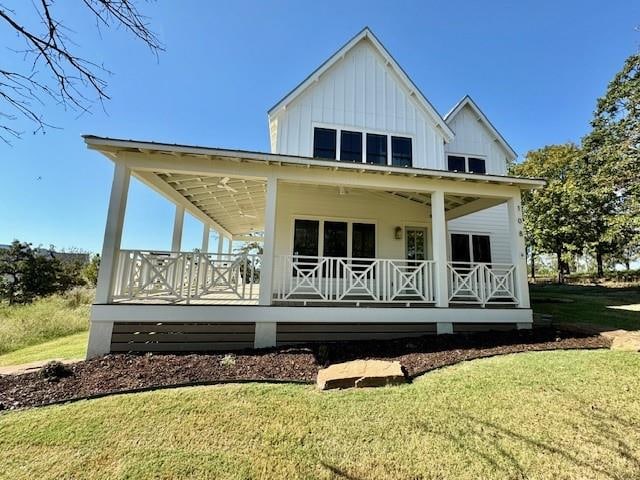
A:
416;391;640;479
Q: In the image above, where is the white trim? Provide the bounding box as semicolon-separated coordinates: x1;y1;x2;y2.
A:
91;304;533;324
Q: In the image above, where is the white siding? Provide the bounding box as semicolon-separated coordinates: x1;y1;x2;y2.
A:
448;204;511;264
444;104;510;175
271;39;447;169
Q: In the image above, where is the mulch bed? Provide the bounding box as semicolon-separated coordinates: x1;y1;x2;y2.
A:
0;327;609;410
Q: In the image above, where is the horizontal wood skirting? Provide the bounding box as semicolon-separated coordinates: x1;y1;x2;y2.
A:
110;322;255;353
453;323;517;333
276;322;437;345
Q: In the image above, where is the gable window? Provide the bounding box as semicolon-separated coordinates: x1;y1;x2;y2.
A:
391;136;412;167
447;155;466;172
340;130;362;162
468;157;486;174
313;128;337;159
451;233;492;264
366;133;387;165
447;154;487;174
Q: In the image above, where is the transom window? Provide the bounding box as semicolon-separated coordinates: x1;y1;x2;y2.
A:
447;155;486;174
312;127;412;167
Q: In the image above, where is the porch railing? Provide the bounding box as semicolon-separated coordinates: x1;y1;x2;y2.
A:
447;262;517;307
112;250;261;303
274;255;436;304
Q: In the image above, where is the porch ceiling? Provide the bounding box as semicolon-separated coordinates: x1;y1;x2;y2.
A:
157;172;267;235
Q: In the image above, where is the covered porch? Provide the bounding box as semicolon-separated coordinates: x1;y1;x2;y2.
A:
86;137;542;356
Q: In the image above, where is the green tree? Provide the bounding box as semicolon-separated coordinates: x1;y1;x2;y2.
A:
0;241;34;304
582;52;640;274
511;144;590;283
83;254;101;287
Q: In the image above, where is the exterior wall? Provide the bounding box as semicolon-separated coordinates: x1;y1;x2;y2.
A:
448;204;511;264
273;182;431;263
271;40;447;170
444;104;510;175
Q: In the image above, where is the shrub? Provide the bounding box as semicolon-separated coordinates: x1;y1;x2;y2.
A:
220;354;236;367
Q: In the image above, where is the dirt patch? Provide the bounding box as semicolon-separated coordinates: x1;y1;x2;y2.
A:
0;327;609;410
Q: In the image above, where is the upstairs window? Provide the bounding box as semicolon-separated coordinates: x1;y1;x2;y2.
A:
366;133;387;165
447;154;487;174
447;155;466;172
468;157;486;174
313;128;336;159
391;136;412;167
340;130;362;162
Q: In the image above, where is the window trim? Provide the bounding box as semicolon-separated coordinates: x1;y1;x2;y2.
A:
448;231;493;263
312;123;414;167
446;153;487;174
290;214;378;259
313;127;337;160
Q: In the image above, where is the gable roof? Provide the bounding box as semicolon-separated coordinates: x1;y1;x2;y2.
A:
445;95;517;161
267;27;455;142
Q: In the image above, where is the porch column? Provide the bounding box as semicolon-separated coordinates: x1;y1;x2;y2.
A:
201;224;210;252
508;193;531;309
89;161;130;359
217;231;224;256
171;205;185;252
227;237;233;255
431;190;449;310
256;175;278;347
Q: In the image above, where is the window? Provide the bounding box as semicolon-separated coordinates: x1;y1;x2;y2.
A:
323;221;348;257
313;128;336;159
406;227;427;261
468;157;486;174
293;219;319;257
352;223;376;259
391;136;412;167
447;155;466;172
340;131;362;162
448;154;487;174
366;133;387;165
450;233;492;264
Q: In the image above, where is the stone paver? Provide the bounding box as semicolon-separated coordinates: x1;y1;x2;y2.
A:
317;359;406;390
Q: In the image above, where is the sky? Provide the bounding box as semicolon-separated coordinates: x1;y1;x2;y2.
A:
0;0;638;253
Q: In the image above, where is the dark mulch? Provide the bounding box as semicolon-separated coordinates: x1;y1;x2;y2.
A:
0;327;609;410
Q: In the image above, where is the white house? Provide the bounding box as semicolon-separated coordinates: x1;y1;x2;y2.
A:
85;28;544;358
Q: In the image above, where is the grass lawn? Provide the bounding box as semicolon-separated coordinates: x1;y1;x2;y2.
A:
530;283;640;330
0;331;87;366
0;288;92;356
1;349;639;479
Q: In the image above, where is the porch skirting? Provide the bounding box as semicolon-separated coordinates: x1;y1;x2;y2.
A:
89;304;533;357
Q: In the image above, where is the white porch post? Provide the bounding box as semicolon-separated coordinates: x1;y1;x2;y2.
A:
508;193;531;309
88;161;130;358
431;190;452;334
171;205;185;252
201;224;210;252
217;231;224;256
255;175;278;348
227;237;233;255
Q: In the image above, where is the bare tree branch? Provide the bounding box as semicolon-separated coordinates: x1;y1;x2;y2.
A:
0;0;163;144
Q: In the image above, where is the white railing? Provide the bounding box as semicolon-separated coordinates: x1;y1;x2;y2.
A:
274;255;436;304
447;262;517;307
112;250;261;303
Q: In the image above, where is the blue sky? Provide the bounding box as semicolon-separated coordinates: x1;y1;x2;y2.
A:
0;0;638;253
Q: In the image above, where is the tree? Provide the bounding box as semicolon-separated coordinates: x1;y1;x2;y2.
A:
0;1;162;144
511;144;590;283
83;254;100;287
0;241;34;304
582;52;640;274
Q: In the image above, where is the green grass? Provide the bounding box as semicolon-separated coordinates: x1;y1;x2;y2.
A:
0;331;87;366
531;283;640;330
0;288;92;356
1;350;639;479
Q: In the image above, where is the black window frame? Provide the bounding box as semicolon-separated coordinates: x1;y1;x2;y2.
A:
447;155;466;172
391;136;412;167
313;127;337;160
366;133;388;165
339;130;363;162
468;157;486;174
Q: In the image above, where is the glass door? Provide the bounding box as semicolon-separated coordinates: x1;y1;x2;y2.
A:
406;227;427;261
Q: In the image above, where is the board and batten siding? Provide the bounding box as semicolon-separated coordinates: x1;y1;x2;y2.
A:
271;40;447;170
444;103;510;175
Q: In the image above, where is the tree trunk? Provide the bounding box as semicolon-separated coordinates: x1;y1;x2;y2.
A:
530;247;536;280
596;248;604;278
557;250;564;284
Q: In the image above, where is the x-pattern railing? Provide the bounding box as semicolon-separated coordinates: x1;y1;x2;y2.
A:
275;255;436;304
112;250;260;303
447;262;517;307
